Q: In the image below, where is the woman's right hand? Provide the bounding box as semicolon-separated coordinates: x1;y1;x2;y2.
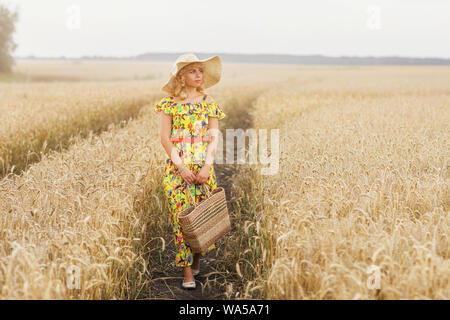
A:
180;166;196;185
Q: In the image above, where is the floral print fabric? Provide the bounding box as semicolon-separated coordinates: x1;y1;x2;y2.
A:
154;95;226;267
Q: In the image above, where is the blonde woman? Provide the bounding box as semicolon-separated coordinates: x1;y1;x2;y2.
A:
154;54;226;290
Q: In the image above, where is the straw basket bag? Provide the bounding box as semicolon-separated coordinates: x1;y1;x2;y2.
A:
178;183;231;255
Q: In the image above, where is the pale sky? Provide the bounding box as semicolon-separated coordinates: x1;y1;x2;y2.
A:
5;0;450;59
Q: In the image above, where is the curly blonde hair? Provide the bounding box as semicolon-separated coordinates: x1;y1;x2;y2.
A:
171;62;206;99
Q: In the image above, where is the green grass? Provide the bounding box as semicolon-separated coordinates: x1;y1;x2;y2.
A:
0;72;28;82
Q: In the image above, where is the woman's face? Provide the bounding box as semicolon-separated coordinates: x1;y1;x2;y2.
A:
182;63;204;88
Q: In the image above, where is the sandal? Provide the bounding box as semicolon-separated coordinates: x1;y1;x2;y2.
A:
182;279;196;290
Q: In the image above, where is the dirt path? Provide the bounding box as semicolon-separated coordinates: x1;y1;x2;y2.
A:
146;94;260;300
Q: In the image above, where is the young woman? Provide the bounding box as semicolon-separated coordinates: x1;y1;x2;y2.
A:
153;54;226;290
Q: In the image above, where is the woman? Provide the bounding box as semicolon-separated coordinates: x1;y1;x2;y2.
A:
153;53;226;290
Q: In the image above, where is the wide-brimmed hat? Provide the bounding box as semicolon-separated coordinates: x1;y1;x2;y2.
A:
162;53;222;95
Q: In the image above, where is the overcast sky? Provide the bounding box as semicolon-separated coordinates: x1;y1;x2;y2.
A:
6;0;450;59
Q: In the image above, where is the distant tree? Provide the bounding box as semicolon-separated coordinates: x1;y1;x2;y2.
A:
0;4;18;73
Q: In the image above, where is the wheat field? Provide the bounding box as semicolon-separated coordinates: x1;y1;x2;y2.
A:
0;60;448;299
244;66;450;299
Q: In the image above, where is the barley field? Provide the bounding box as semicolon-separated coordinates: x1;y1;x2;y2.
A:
0;60;448;299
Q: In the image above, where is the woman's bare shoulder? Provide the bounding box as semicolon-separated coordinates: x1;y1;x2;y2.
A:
204;94;215;103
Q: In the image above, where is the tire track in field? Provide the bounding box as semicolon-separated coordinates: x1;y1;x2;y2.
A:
145;92;262;300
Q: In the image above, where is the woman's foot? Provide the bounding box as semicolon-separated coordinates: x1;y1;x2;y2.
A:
182;266;195;289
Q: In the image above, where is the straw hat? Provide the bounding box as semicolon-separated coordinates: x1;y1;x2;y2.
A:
161;53;222;95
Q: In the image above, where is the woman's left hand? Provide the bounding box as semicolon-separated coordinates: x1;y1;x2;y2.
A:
195;165;211;184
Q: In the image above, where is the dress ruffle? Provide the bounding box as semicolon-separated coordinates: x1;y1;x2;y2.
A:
207;101;226;120
154;96;226;120
154;97;173;115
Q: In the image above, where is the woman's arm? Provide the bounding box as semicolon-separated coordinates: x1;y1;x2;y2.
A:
159;112;196;185
159;112;184;170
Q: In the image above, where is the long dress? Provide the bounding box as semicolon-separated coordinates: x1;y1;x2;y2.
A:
154;94;226;267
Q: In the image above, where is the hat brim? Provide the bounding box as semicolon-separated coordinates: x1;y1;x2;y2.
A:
162;55;222;95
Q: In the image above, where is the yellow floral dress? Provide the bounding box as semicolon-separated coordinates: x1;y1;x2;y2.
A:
154;94;226;268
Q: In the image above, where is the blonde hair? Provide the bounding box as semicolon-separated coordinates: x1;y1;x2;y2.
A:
171;62;206;99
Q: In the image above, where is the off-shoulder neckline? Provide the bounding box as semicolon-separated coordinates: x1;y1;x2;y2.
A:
168;96;211;106
172;101;206;105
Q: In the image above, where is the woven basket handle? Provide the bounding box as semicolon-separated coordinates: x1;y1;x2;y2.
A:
201;183;212;198
185;183;212;207
186;183;197;207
